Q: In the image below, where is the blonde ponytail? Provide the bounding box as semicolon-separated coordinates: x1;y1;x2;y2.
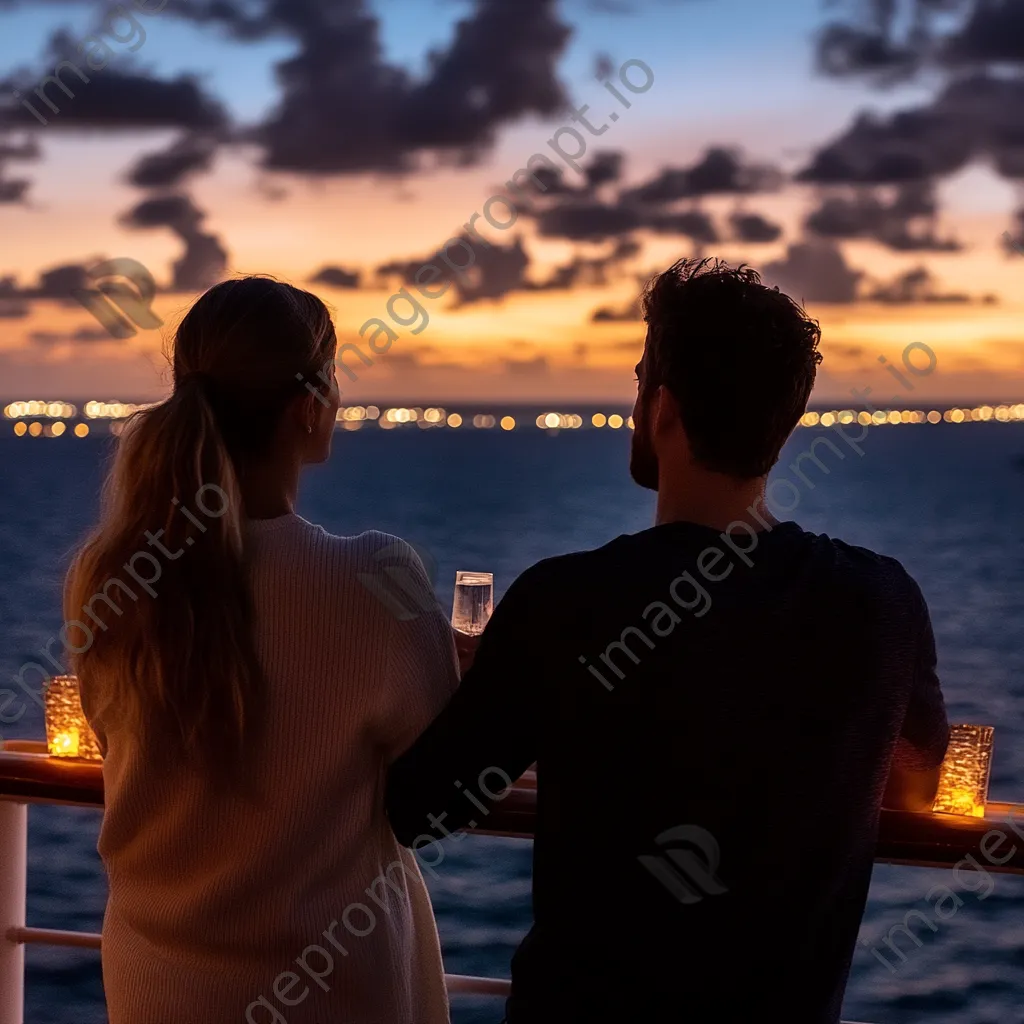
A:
65;277;336;786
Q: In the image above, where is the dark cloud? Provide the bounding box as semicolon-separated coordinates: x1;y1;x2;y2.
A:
515;150;777;252
730;211;783;243
30;326;112;345
128;134;219;189
377;236;532;306
585;150;624;190
591;301;641;322
1003;209;1024;254
647;209;719;243
805;183;961;252
537;237;639;289
532;197;720;245
594;52;616;79
0;290;28;317
502;150;626;201
375;233;637;306
815;23;919;80
832;344;865;360
517;161;580;198
945;1;1024;65
0;137;39;161
797;105;971;185
122;194;227;292
621;148;783;204
809;0;1024;238
0;262;92;311
0;176;30;203
123;194;201;231
761;244;995;307
35;262;89;297
866;266;998;305
310;266;361;289
535;199;644;241
0;34;228;132
817;0;1024;76
246;0;571;175
762;242;864;305
503;355;549;377
0;133;40;203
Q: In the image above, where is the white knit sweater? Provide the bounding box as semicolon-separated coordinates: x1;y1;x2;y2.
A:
83;515;460;1024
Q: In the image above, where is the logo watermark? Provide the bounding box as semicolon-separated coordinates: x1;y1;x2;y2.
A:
72;257;163;339
638;824;728;905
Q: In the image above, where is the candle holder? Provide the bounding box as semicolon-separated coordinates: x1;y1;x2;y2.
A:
932;724;994;818
44;676;102;761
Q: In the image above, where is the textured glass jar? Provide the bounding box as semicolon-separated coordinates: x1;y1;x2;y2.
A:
44;675;102;761
932;724;994;818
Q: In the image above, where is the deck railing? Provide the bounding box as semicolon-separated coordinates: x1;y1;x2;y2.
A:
0;739;1021;1024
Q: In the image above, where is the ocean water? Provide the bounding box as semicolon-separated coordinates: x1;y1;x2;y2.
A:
1;416;1023;1023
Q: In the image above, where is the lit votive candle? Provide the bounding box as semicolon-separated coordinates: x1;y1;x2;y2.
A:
932;724;994;818
44;676;102;761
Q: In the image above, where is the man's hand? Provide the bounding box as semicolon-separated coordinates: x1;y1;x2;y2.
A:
454;630;481;677
882;763;942;813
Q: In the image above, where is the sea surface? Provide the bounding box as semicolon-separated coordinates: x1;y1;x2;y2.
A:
1;415;1023;1023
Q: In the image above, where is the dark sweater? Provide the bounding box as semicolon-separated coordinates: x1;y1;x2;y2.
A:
386;519;950;1023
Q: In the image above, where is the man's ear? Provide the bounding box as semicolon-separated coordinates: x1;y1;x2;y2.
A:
652;384;682;437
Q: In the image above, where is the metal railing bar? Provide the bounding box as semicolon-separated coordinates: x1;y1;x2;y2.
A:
7;927;100;950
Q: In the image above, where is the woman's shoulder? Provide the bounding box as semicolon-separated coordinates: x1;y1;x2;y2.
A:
301;528;437;623
314;526;423;567
261;518;426;576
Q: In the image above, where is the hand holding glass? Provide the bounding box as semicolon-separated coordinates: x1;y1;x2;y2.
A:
452;571;493;636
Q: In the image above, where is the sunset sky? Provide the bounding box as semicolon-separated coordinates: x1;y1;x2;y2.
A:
0;0;1022;403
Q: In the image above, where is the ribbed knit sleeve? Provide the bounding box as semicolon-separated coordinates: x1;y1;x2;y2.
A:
364;533;460;759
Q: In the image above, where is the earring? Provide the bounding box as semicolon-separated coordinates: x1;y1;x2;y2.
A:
306;425;313;435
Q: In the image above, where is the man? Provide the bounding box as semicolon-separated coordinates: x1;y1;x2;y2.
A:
386;258;950;1023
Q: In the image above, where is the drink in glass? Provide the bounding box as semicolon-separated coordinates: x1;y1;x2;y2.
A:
451;571;494;636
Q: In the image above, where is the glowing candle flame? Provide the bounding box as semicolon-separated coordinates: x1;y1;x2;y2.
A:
44;676;102;761
932;725;993;818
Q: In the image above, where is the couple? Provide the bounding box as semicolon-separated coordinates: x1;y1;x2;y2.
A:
66;261;949;1024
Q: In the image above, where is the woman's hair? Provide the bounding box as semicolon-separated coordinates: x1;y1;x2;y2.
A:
65;277;337;785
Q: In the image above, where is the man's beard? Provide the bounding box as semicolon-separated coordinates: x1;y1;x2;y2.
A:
629;415;658;491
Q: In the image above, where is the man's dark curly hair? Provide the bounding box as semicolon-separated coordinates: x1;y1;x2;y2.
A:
640;258;822;478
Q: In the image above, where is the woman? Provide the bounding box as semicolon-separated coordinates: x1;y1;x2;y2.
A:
65;278;459;1024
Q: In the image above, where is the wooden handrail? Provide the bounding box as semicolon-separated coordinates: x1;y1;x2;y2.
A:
1;745;1021;872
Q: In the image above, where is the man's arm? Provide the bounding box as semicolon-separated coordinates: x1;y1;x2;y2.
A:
883;762;942;813
882;584;950;812
385;566;547;846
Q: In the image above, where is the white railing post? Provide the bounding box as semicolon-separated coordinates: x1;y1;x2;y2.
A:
0;802;26;1024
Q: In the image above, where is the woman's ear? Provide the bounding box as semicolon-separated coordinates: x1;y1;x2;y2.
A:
302;394;318;434
284;392;316;436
